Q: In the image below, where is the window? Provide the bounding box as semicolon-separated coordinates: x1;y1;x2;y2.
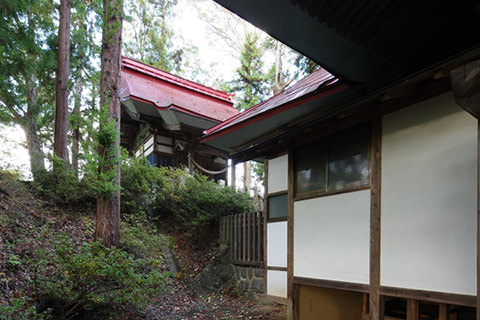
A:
268;193;288;220
295;125;370;196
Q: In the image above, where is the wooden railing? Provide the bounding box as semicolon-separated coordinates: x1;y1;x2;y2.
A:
220;211;264;267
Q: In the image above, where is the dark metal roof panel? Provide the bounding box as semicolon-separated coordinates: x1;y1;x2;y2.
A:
205;67;336;135
214;0;480;86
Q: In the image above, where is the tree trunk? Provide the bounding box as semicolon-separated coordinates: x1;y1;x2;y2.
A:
94;0;123;248
272;41;285;95
243;161;251;193
21;118;45;174
25;74;45;176
54;0;71;162
246;160;251;194
71;70;82;174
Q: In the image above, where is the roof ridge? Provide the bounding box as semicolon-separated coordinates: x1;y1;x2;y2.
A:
121;56;233;105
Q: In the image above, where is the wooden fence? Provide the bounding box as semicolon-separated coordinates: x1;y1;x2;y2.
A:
220;211;264;267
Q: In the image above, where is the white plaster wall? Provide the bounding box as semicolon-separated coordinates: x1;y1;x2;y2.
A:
268;154;288;194
267;221;288;268
294;189;370;284
381;92;477;295
267;270;288;298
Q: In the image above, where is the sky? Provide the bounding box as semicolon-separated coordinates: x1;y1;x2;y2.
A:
171;0;279;87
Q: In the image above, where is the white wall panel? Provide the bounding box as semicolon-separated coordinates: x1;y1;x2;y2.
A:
268;155;288;193
267;221;288;268
294;190;370;284
267;270;287;298
381;92;477;295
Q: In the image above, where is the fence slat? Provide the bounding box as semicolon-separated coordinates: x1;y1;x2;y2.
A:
247;212;251;262
220;212;264;266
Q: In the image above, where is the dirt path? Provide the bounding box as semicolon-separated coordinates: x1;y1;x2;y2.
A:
142;282;287;319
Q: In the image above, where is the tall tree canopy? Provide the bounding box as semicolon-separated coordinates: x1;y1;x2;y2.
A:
0;0;57;174
228;32;271;111
123;0;183;73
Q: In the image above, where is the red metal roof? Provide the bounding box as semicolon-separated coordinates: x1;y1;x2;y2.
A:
120;57;238;123
202;67;341;141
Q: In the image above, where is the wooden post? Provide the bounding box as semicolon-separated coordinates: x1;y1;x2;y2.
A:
257;212;262;263
287;150;294;319
369;118;382;320
406;299;419;320
264;159;269;292
247;212;251;262
438;304;449;320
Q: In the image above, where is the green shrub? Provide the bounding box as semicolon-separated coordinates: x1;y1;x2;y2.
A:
121;160;254;236
32;157;95;206
153;168;254;234
32;235;169;318
0;168;21;181
0;297;51;320
120;157;163;219
120;221;164;259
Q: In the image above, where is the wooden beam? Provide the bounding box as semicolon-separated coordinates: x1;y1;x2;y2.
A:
369;118;382;320
293;277;369;293
287;150;294;319
380;286;476;307
406;299;419;320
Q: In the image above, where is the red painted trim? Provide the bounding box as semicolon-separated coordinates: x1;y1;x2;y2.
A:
201;83;347;143
204;77;340;135
122;56;233;105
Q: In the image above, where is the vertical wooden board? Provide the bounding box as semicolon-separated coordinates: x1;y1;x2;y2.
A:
370;118;382;320
231;216;234;260
238;214;242;261
288;150;294;319
220;217;223;241
235;214;239;261
293;284;300;319
258;212;262;263
247;212;251;262
406;299;419;320
438;304;448;320
242;213;246;262
264;160;269;289
228;216;234;246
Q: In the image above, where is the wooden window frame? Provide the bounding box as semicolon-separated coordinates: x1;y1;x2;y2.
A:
294;124;371;200
267;191;288;222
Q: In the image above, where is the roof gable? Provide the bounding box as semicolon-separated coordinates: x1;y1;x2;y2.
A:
121;57;238;123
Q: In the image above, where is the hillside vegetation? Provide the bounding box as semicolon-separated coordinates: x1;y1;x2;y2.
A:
0;162;287;319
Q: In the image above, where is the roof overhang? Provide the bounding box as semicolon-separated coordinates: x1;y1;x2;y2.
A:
120;57;238;132
202;82;347;152
214;0;480;89
201;68;346;152
204;0;480;161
